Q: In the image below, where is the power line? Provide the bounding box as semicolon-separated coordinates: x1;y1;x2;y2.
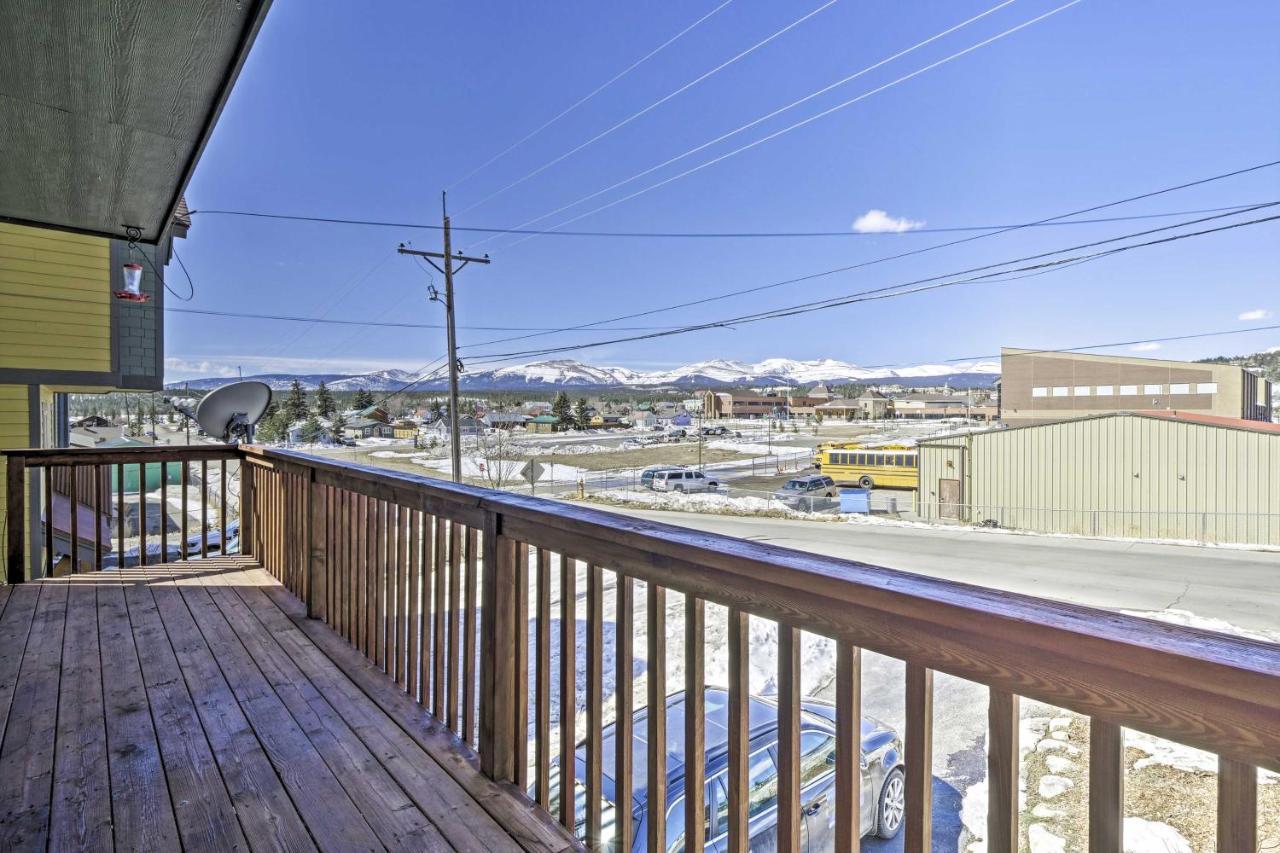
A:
448;0;736;191
473;0;1020;243
185;202;1268;238
496;0;1086;247
457;0;839;216
458;208;1280;367
449;161;1280;354
163;306;690;332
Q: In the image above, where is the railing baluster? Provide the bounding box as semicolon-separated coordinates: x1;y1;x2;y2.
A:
585;562;603;846
307;474;326;620
116;463;124;569
358;493;370;655
646;583;666;852
905;663;935;852
559;554;577;831
69;465;79;572
685;595;706;853
4;456;24;583
512;544;529;781
200;459;208;559
835;643;862;852
364;495;376;657
395;504;408;686
180;460;189;559
777;625;801;853
535;548;552;809
987;689;1019;853
1216;757;1256;852
1089;719;1124;853
435;519;453;719
93;464;102;571
219;459;227;557
726;608;749;853
478;512;517;783
614;573;634;852
463;526;479;745
157;461;167;564
406;507;421;699
42;467;53;576
374;500;386;670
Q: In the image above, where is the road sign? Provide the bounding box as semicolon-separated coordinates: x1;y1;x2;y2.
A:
519;460;545;486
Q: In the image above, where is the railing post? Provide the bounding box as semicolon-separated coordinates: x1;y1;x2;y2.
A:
239;457;255;559
5;455;26;584
307;471;326;620
479;508;516;782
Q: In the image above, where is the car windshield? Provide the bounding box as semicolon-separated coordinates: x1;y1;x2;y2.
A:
782;480;806;490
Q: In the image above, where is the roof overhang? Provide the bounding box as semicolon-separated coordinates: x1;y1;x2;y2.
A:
0;0;271;244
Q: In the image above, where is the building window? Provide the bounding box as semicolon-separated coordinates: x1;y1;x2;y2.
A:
1074;386;1090;396
1196;382;1218;394
1096;385;1114;396
1169;383;1189;394
1143;384;1162;395
1119;385;1138;395
1052;387;1068;397
1031;387;1048;398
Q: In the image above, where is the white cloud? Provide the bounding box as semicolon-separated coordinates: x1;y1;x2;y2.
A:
851;209;924;233
1238;308;1272;321
1129;342;1161;352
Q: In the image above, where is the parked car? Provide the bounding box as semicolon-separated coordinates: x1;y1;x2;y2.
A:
773;475;838;505
549;688;905;849
700;425;729;436
640;465;686;489
651;469;719;493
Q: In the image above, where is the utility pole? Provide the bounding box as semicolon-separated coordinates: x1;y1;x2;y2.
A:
397;192;490;483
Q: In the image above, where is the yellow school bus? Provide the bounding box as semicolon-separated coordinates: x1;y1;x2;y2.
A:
814;443;919;489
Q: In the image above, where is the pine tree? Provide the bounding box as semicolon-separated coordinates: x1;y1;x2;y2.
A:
352;388;375;409
283;380;309;423
299;413;323;444
552;392;573;427
573;398;590;430
314;381;336;418
329;412;348;443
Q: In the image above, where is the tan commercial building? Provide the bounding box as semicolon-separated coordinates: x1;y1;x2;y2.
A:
1000;347;1272;425
916;411;1280;545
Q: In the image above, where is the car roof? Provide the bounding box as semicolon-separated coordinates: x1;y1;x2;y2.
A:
586;688;887;809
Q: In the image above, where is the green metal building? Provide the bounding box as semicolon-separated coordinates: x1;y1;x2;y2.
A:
916;411;1280;546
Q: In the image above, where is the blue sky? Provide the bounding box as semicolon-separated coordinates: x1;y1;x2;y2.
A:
167;0;1280;381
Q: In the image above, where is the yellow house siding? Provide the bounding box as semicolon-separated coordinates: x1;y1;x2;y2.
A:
0;384;33;576
0;223;111;372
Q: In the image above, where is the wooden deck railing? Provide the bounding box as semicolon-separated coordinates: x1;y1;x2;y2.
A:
5;443;1278;852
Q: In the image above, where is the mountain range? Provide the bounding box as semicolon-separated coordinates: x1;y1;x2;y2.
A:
165;357;1001;393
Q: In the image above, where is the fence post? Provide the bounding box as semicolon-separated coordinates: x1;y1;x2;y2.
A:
479;509;517;782
5;455;26;584
307;470;326;619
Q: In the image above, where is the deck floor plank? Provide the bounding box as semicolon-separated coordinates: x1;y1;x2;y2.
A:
0;558;578;853
50;581;112;851
122;570;251;851
200;579;450;852
148;567;318;853
98;575;183;850
230;576;524;853
0;582;68;850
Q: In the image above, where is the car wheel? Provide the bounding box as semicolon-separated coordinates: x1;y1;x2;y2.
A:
673;484;684;492
876;767;906;839
858;476;875;489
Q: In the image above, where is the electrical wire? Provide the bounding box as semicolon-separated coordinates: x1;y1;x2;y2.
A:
448;0;736;191
456;208;1280;367
471;0;1021;243
947;323;1280;363
162;306;692;332
135;244;195;301
457;0;840;216
184;202;1268;239
447;162;1280;354
497;0;1086;248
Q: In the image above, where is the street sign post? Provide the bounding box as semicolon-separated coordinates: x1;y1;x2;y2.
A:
519;460;545;495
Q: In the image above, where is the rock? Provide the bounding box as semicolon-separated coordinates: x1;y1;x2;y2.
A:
1032;804;1066;819
1122;817;1192;852
1028;823;1067;853
1045;754;1077;774
1049;717;1073;731
1036;739;1081;756
1038;775;1075;799
1050;730;1069;741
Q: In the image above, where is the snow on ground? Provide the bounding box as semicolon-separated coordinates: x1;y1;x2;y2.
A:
1122;817;1192;853
415;455;586;483
586;488;821;519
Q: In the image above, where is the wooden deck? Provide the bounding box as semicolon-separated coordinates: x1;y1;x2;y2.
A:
0;557;576;853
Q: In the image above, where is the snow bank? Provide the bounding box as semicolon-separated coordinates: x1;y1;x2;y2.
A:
585;489;820;520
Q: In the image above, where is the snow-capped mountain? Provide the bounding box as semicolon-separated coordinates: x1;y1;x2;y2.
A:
166;357;999;392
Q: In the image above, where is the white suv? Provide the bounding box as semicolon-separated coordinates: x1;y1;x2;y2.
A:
652;469;719;493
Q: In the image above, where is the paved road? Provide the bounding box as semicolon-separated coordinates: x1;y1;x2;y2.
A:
592;505;1280;635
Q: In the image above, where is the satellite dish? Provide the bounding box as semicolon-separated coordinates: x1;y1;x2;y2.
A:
195;381;273;443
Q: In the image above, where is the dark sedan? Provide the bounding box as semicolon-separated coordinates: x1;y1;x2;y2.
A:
552;687;904;850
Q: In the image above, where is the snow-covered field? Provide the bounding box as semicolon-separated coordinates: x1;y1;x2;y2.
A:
414;454;587;484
